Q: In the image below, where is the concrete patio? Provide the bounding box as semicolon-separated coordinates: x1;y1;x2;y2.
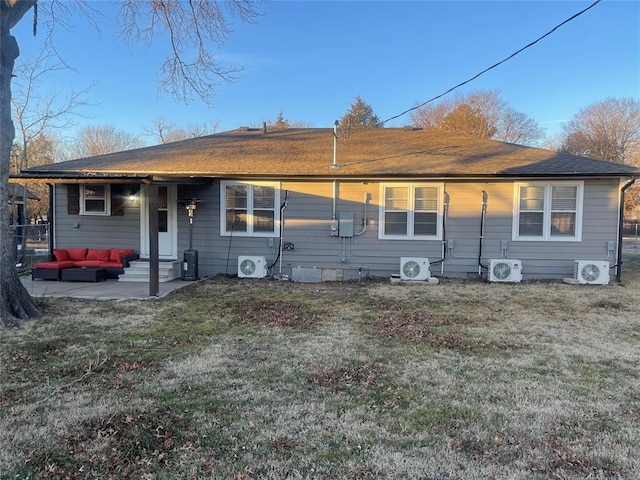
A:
20;276;193;300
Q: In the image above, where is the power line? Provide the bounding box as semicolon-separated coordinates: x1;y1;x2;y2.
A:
379;0;602;126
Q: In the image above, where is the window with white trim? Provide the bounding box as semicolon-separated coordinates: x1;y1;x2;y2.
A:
379;183;442;239
80;184;111;215
513;182;583;241
221;181;280;236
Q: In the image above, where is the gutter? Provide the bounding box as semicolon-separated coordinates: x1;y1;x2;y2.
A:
614;178;636;282
9;173;153;184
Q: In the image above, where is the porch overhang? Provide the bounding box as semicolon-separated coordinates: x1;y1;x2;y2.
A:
9;173;213;185
9;173;153;184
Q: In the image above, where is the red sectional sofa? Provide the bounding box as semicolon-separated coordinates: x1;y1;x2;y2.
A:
32;248;139;281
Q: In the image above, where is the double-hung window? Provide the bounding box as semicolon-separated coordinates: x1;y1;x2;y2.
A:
513;182;583;241
221;181;280;236
379;183;442;239
80;184;111;215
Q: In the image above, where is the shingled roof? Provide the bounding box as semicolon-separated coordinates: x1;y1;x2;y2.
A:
8;184;39;201
16;128;639;181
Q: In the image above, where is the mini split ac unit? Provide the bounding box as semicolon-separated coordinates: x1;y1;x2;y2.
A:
400;257;431;281
238;256;268;279
574;260;609;285
488;259;522;283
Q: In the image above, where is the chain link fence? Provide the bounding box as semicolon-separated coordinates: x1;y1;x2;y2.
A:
10;223;51;274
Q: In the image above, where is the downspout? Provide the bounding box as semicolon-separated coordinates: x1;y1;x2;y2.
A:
478;190;489;274
614;178;635;282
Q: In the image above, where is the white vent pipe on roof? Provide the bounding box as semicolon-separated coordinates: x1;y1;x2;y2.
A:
331;120;340;169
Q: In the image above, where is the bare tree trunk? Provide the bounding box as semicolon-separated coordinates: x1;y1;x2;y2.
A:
1;9;40;326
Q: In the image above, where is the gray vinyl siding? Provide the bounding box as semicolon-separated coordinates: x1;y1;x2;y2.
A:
502;178;620;279
53;184;140;251
444;179;619;280
189;178;619;281
52;178;622;281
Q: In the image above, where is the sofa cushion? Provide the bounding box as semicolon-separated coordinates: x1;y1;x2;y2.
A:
53;249;69;261
98;262;124;269
109;248;135;264
74;260;105;268
34;261;76;269
66;248;88;261
86;249;110;261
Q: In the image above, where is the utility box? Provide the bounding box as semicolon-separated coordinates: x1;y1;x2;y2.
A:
330;219;339;237
339;212;354;237
291;267;322;283
183;249;198;281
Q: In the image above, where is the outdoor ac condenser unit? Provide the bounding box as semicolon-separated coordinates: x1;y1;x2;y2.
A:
574;260;609;285
238;256;268;279
488;259;523;283
400;257;431;281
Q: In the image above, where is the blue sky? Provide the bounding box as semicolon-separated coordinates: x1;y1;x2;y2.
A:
11;1;640;145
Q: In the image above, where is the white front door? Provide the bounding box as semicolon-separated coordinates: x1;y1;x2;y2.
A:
140;184;178;259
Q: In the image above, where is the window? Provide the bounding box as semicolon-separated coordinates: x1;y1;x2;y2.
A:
379;183;442;239
158;186;168;233
513;182;582;241
221;181;280;236
80;184;111;215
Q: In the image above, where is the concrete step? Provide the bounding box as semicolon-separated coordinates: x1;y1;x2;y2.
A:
119;260;181;283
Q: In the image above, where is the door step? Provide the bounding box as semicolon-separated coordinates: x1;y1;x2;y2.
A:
118;260;181;282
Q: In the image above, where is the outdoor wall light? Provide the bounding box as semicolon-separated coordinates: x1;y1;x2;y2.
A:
185;198;197;219
125;185;140;202
182;198;201;280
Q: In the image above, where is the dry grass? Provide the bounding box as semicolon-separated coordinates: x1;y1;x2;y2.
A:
1;256;639;479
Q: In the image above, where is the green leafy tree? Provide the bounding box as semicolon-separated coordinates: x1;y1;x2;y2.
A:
341;96;381;129
259;111;309;130
273;111;289;129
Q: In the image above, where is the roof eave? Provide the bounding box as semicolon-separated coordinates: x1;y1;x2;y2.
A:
9;173;154;184
10;171;637;184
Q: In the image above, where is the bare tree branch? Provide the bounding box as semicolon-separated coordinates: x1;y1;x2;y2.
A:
36;353;108;404
560;97;640;166
143;116;217;144
12;47;93;150
118;0;261;104
410;89;545;146
72;124;144;158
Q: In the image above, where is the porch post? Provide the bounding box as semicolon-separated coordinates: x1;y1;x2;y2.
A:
148;183;159;296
